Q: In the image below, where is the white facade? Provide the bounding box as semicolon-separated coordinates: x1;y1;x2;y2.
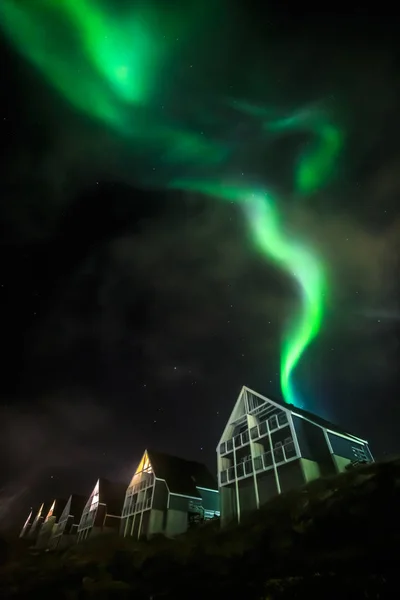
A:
217;386;373;524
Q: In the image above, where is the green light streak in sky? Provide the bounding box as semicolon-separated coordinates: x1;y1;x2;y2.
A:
54;0;163;105
245;193;326;408
233;101;344;194
169;179;325;408
0;0;341;409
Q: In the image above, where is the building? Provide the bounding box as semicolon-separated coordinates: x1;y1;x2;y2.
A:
35;498;67;549
120;449;220;540
25;502;52;542
217;385;374;524
49;494;86;550
77;478;126;542
19;507;35;538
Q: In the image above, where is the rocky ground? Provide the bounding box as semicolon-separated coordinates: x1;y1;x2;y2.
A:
0;458;399;598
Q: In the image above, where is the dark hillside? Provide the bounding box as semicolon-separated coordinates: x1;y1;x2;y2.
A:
1;459;399;598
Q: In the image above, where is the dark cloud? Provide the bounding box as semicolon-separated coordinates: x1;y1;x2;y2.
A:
0;392;116;527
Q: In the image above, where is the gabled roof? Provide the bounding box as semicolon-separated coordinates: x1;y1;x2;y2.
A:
88;478;126;516
20;508;34;536
218;385;367;447
45;498;67;521
24;508;35;526
34;501;51;523
146;449;218;498
284;401;364;439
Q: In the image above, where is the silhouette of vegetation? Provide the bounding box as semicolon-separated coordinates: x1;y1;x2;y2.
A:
1;459;399;598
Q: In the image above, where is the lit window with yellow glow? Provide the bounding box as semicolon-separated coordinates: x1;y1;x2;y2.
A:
129;451;153;490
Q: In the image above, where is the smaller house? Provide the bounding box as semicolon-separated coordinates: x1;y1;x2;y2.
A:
121;449;220;540
49;494;87;550
26;502;52;542
77;478;126;543
19;507;36;538
35;498;67;549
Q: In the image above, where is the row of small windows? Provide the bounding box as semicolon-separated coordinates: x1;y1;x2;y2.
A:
352;446;369;462
219;412;289;455
123;496;152;516
220;438;297;484
127;474;154;496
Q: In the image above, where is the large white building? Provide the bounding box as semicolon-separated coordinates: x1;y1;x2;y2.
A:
217;386;373;524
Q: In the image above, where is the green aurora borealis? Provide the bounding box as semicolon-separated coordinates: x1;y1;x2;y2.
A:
0;0;344;409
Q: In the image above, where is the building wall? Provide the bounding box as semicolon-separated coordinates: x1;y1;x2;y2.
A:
197;488;220;513
169;494;192;513
332;454;352;473
36;517;57;549
327;432;371;465
237;477;257;515
293;416;336;476
148;509;164;536
152;479;168;511
95;504;107;527
300;457;322;483
256;469;278;507
220;485;237;525
50;530;78;550
165;509;188;537
278;459;305;492
58;534;77;550
104;515;121;531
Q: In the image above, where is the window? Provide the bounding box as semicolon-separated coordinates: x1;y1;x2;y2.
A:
263;451;273;468
259;421;268;436
244;459;253;475
274;445;284;463
269;415;278;431
278;412;288;426
250;425;259;440
352;446;368;462
241;430;250;445
89;481;100;511
236;463;244;477
254;456;263;471
234;434;241;448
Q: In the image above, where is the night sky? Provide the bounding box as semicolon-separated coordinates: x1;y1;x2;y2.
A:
0;2;399;529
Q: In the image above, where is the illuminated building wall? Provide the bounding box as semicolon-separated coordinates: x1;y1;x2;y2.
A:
49;494;87;550
26;502;50;541
19;508;34;538
121;449;220;540
35;498;68;549
217;386;374;525
76;478;126;543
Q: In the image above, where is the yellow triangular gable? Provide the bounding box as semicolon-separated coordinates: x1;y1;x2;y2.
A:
128;450;152;488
